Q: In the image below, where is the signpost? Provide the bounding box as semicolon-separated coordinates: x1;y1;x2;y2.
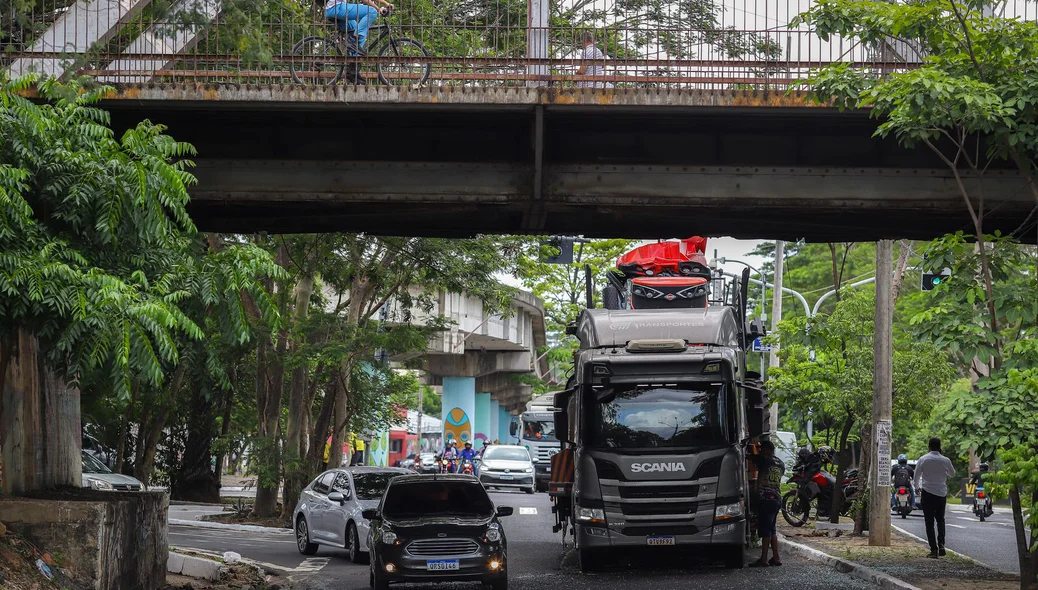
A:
751;337;772;352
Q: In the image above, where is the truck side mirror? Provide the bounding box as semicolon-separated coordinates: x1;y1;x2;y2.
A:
509;422;517;436
565;324;577;336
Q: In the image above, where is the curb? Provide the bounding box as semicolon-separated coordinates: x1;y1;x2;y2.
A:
168;552;225;581
890;525;1011;575
780;535;922;590
170;500;226;507
169;518;293;534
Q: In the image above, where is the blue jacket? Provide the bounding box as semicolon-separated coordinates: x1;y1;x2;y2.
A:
459;448;478;462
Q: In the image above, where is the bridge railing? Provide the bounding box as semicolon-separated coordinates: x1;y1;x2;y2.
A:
3;0;1033;88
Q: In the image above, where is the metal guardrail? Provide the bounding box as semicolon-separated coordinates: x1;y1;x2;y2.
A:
2;0;1034;89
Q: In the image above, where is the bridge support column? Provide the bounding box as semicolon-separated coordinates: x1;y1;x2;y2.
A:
499;407;515;445
525;0;548;87
489;400;500;443
442;377;475;446
474;393;491;449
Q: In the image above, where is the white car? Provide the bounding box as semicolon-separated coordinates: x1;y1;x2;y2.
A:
81;451;145;491
478;445;537;494
293;466;411;562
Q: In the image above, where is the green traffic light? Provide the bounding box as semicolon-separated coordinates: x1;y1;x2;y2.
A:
932;277;942;285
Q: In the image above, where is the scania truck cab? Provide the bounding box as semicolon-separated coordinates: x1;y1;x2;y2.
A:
551;305;769;572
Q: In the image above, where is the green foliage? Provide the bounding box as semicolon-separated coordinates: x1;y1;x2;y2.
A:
0;75;203;401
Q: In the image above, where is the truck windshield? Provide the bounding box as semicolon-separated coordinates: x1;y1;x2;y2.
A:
590;383;726;449
523;419;556;441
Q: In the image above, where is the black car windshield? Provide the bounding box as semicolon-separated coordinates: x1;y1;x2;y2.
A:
82;452;112;474
483;447;530;462
590;383;726;449
353;472;407;500
382;481;493;519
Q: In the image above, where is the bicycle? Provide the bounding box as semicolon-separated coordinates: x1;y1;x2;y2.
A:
290;8;431;86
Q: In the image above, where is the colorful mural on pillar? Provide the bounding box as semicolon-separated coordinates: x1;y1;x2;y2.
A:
444;407;472;445
369;430;390;467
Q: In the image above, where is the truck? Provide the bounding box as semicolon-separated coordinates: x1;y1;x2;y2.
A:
509;393;561;492
549;238;771;572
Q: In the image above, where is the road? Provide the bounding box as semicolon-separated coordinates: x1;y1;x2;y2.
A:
170;491;881;590
893;504;1023;575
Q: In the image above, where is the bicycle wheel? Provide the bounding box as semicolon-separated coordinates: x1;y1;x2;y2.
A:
377;38;431;86
290;36;344;86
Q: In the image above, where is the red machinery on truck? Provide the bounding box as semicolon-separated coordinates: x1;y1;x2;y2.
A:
603;237;719;310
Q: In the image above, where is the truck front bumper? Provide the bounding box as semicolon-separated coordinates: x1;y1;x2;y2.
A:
574;519;745;549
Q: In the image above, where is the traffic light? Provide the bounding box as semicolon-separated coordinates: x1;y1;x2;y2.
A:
921;268;951;291
539;238;574;264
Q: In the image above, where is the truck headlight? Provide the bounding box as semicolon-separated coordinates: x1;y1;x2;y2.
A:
576;507;606;524
382;531;398;544
486;524;502;542
714;502;743;521
88;478;113;491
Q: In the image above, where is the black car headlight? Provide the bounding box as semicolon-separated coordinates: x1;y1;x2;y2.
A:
485;524;502;542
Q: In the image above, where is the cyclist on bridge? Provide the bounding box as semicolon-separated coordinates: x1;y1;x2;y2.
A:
324;0;394;55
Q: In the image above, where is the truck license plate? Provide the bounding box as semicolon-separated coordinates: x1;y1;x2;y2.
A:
647;536;675;546
427;560;460;571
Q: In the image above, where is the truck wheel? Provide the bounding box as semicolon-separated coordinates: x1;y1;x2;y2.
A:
578;548;601;573
723;546;745;569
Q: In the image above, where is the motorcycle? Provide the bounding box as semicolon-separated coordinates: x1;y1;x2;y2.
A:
460;460;475;476
441;457;457;474
892;486;913;519
973;485;994;521
782;457;860;527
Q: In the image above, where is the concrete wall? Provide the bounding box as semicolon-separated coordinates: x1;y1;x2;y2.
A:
0;491;168;589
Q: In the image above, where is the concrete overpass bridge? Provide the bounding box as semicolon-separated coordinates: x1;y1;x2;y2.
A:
383;287;549;449
4;1;1037;242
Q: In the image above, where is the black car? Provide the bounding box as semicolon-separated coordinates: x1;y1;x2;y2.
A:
363;474;512;590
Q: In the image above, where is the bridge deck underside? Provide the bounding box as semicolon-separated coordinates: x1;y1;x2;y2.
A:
100;90;1036;242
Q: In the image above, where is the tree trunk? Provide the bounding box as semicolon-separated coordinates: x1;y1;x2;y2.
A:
212;370;236;478
114;387;136;473
172;383;221;503
329;278;368;469
830;415;855;523
853;423;872;536
283;273;316;518
0;327;82;494
891;240;913;304
1009;485;1038;590
134;362;188;485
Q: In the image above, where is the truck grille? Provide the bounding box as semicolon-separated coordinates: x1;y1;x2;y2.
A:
405;539;480;557
620;502;698;516
535;446;558;462
618;486;699;499
622;525;700;537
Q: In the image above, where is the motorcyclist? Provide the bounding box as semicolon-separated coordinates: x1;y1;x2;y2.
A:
969;462;989;487
891;454;916;509
439;440;459;473
459;442;479;475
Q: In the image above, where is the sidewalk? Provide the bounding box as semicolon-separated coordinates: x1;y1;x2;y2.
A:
779;523;1019;590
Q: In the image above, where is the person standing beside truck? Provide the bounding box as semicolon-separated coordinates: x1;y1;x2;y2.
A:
750;440;785;567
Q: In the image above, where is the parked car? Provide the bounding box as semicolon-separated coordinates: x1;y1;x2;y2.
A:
363;475;512;590
477;445;536;494
82;431;116;469
398;454;418;470
81;451;145;491
294;466;412;562
416;453;439;474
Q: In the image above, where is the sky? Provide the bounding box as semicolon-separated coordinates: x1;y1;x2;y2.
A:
497;236;769;290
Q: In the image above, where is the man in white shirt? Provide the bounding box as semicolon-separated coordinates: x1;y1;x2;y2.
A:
913;437;958;557
576;32;613;89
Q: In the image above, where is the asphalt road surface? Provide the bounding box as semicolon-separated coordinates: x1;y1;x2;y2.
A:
170;491;881;590
892;503;1024;575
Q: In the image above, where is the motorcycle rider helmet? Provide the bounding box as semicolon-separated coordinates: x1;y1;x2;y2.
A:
897;454;908;465
817;446;836;463
979;462;989;472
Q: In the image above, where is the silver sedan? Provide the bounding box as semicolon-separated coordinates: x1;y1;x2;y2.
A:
293;466;411;562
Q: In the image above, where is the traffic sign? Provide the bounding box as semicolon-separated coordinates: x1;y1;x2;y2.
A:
751;338;772;352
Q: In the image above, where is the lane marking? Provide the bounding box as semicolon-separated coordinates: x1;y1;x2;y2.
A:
519;507;538;515
946;524;966;529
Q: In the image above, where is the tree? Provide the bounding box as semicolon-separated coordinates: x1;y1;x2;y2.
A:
516;238;637;383
1;76;203;493
769;290;956;523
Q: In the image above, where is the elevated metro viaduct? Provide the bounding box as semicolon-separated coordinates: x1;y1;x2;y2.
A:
96;85;1037;243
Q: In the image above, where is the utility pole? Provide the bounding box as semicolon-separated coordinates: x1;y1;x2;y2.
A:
768;241;785;432
870;240;894;545
416;383;424;453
